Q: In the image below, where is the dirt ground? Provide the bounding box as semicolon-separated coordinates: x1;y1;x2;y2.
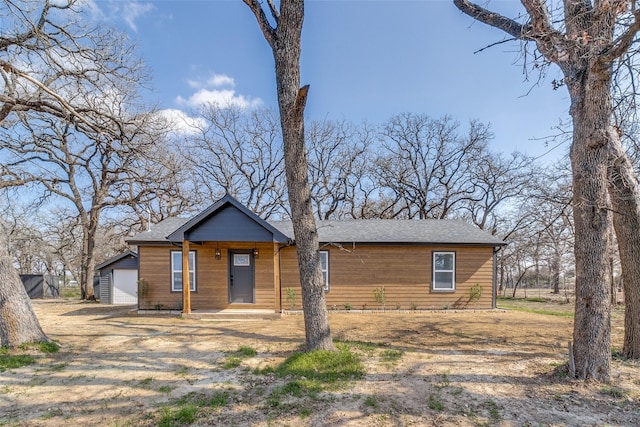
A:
0;299;638;427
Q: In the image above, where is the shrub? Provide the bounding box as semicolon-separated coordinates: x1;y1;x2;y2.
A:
285;287;297;310
373;287;386;310
469;284;483;305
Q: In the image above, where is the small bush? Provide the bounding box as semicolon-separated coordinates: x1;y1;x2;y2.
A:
285;287;297;310
373;287;386;310
469;284;482;305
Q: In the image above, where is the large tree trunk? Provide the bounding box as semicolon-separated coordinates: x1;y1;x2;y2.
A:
79;213;99;300
566;74;612;381
607;133;640;359
0;243;48;347
243;0;334;351
551;249;561;294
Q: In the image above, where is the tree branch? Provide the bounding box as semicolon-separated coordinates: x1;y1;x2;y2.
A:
453;0;528;39
602;9;640;62
242;0;277;47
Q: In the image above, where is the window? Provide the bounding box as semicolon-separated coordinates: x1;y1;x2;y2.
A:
171;250;196;292
432;251;455;291
320;250;329;291
233;254;250;266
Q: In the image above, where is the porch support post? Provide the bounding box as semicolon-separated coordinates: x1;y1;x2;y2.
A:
274;243;281;313
182;239;191;314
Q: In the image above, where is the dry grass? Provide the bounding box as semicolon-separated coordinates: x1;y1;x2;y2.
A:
0;297;637;426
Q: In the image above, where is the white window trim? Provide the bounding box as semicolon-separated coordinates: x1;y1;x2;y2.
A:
432;251;455;292
171;250;196;292
320;250;329;292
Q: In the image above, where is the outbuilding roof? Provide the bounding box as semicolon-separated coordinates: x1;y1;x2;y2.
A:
95;250;138;271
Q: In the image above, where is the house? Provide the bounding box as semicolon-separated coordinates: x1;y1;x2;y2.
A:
95;251;139;305
126;195;506;314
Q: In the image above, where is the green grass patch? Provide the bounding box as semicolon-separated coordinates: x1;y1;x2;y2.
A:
379;348;404;364
156;391;230;426
177;391;231;408
222;346;258;369
0;354;35;372
497;299;573;318
267;379;323;408
485;400;501;421
523;297;546;303
335;340;381;356
504;306;573;317
157;404;198;427
600;386;629;399
18;341;60;354
428;394;444;411
235;345;257;357
222;356;242;369
137;377;153;388
364;395;379;408
157;385;175;394
174;366;189;376
273;344;365;385
60;287;82;298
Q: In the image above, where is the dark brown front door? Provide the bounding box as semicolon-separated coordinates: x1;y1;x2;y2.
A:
229;251;255;303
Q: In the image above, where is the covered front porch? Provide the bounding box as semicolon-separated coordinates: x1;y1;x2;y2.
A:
168;195;291;315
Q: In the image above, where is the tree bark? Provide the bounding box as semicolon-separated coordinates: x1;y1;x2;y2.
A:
551;248;561;294
243;0;334;351
608;133;640;359
0;243;48;347
567;75;612;381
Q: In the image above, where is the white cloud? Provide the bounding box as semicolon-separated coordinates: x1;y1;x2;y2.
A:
176;89;262;110
121;1;154;32
176;74;262;109
159;109;206;135
207;74;235;88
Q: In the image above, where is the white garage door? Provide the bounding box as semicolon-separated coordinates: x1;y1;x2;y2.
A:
112;269;138;305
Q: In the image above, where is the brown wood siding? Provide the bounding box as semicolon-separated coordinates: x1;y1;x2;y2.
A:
138;242;277;311
279;245;495;310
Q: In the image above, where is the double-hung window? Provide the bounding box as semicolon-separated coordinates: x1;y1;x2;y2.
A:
171;250;196;292
432;251;455;291
320;250;329;291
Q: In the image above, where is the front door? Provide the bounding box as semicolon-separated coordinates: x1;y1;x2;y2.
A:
229;251;255;304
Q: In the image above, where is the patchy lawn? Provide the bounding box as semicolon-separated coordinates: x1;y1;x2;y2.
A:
0;298;637;426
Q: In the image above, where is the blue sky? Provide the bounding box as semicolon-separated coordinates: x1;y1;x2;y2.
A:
97;0;570;163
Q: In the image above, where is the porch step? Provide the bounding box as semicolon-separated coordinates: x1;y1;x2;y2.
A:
182;309;281;321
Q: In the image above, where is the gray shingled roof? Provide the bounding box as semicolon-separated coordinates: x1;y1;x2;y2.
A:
269;219;505;246
127;217;189;244
128;216;504;246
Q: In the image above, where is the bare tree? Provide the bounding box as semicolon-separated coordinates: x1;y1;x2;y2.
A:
465;151;534;233
374;114;492;219
306;119;372;219
454;0;640;379
184;106;288;218
243;0;334;351
2;105;164;299
0;0;153;345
